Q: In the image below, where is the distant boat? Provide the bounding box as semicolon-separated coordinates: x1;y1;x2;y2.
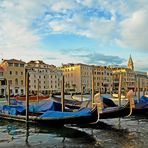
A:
49;94;84;109
112;93;126;99
15;95;49;102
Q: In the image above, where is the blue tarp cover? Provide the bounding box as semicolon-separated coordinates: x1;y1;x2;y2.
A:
39;107;92;118
0;100;62;115
134;96;148;104
2;105;25;115
140;96;148;103
29;101;61;112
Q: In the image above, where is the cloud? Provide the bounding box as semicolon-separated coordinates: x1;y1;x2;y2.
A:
0;0;147;70
77;53;125;65
0;0;42;52
116;10;148;51
50;0;77;12
59;48;125;65
134;57;148;72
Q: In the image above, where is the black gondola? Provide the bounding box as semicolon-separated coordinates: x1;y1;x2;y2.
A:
0;104;98;126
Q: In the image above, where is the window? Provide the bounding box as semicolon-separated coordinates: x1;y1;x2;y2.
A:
16;71;18;75
15;89;18;94
14;63;19;67
15;78;18;85
10;71;12;75
20;64;24;67
9;63;13;67
0;72;3;77
21;89;24;95
21;80;23;85
1;80;6;85
21;72;23;75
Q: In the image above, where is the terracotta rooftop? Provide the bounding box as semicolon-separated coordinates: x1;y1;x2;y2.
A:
27;60;46;65
2;59;26;64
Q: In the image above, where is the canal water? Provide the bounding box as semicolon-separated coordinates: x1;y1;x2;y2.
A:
0;115;147;148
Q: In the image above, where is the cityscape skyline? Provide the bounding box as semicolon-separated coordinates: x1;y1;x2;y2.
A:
0;0;147;72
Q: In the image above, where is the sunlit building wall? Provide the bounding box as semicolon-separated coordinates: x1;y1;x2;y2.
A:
0;66;6;97
61;63;92;94
0;59;26;96
93;66;113;94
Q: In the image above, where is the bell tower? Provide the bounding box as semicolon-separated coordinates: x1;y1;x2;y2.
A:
128;55;134;71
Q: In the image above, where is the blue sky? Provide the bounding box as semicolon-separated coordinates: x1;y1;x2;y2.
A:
0;0;147;71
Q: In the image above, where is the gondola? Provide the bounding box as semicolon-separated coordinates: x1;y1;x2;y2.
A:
0;100;98;126
49;94;85;109
131;95;148;115
92;90;135;119
15;95;49;102
50;90;135;119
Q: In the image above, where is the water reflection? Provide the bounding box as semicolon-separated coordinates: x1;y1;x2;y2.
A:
75;116;148;148
0;119;100;148
0;116;147;148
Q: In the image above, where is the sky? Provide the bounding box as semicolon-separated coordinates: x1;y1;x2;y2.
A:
0;0;148;71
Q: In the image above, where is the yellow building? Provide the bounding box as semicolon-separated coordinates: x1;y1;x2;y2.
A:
134;71;148;93
93;66;113;94
0;59;26;96
109;55;147;94
61;63;92;94
0;66;6;97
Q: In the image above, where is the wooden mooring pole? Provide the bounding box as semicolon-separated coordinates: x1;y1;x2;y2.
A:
92;68;94;108
80;77;83;101
37;79;39;102
137;75;140;102
134;75;137;96
61;75;65;112
7;80;10;106
25;69;29;122
118;73;122;106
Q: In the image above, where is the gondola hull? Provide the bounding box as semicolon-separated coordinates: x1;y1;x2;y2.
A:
132;102;148;115
99;105;130;119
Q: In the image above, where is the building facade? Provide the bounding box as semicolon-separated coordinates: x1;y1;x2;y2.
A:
0;55;147;96
26;60;62;95
0;66;6;97
61;63;93;94
93;66;113;94
0;59;26;96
